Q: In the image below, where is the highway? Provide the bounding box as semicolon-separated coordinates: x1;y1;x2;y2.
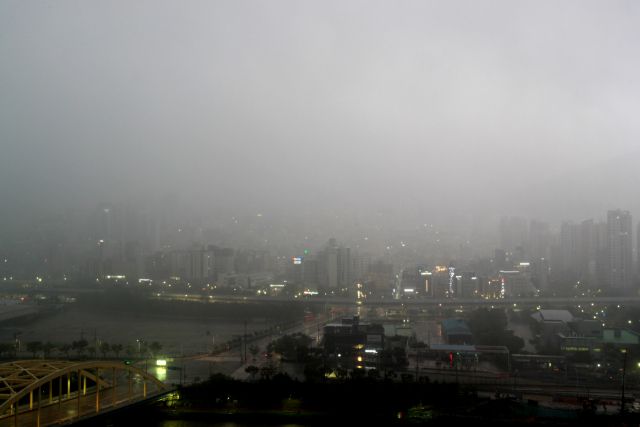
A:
150;293;640;307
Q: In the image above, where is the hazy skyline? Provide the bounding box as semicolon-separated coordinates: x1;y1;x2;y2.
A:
2;1;640;233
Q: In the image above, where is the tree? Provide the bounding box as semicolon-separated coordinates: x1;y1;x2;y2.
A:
467;307;525;353
86;346;96;358
400;373;415;383
124;346;136;358
315;365;332;381
139;347;147;359
149;342;162;358
334;367;348;381
248;345;260;360
259;365;277;380
59;344;72;358
366;369;381;381
26;341;42;358
111;344;124;358
348;369;366;380
72;339;88;356
270;334;312;360
0;343;15;357
245;365;260;380
42;342;55;358
99;342;110;358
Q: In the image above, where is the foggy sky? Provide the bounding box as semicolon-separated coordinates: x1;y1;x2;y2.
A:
2;1;640;233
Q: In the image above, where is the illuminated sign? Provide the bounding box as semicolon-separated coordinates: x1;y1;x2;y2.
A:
269;284;285;288
520;262;530;266
293;257;302;265
156;360;167;366
448;267;455;294
404;289;414;292
367;335;382;343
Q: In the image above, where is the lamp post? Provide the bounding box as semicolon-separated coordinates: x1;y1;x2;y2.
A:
244;319;247;364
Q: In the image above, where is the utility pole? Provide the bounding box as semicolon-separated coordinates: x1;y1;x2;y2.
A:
622;346;628;415
244;319;247;364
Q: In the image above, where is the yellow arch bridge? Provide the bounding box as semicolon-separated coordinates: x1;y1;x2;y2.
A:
0;360;170;426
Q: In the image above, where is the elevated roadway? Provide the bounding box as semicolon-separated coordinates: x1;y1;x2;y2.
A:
152;294;640;307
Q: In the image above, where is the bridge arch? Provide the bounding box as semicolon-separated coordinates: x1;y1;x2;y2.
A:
0;360;169;425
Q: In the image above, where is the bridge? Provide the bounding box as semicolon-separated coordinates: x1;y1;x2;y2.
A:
0;360;170;426
155;293;640;307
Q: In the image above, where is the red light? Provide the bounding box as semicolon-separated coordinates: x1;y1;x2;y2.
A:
449;354;452;360
44;259;47;262
264;354;268;357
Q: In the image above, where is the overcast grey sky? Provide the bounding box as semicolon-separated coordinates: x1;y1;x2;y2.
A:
1;1;639;231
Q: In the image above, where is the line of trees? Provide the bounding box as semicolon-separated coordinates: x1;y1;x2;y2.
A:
1;340;164;359
177;369;468;416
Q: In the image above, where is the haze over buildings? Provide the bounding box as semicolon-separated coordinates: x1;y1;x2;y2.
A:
1;2;640;296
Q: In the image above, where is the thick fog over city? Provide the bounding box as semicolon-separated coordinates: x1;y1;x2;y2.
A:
2;1;640;234
4;3;640;423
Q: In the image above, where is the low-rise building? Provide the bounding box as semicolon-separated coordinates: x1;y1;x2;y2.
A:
323;315;385;355
532;310;640;360
441;317;474;345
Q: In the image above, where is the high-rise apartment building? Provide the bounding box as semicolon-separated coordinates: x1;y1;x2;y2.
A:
324;242;338;288
337;245;351;288
350;253;371;283
530;220;549;260
185;250;214;279
606;210;632;288
561;221;581;277
499;216;528;252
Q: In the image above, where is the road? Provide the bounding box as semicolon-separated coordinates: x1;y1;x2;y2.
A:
136;317;328;385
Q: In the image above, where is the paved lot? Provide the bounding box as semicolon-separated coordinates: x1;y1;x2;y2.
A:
507;322;536;353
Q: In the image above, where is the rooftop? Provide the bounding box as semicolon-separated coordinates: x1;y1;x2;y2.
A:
532;310;574;323
593;328;640;345
441;317;470;331
431;344;476;351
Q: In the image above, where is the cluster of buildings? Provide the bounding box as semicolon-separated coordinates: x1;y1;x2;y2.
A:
391;209;636;299
3;200;639;298
533;309;639;360
498;209;634;290
284;238;395;296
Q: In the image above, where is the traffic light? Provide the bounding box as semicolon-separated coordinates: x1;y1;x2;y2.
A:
124;360;130;365
264;353;268;357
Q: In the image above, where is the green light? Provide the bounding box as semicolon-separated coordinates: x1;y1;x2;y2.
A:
304;250;308;254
